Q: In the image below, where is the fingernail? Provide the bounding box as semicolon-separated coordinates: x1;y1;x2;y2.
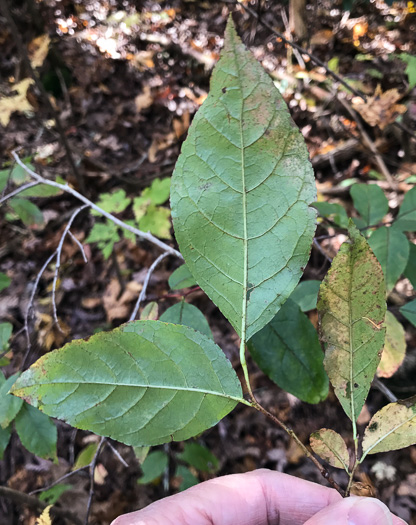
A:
348;498;393;525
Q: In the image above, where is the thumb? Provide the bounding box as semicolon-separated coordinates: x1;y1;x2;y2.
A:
304;497;407;525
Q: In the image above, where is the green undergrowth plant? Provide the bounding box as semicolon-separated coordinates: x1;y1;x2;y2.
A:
8;17;416;499
85;178;171;258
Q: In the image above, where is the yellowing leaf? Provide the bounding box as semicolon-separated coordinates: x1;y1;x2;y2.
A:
318;222;386;422
28;34;50;68
377;311;406;379
362;396;416;457
36;505;52;525
310;428;350;470
0;79;35;127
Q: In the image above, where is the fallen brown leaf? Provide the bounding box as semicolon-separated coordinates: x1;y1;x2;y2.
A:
352;86;407;129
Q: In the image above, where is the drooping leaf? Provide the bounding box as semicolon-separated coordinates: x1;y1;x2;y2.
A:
310;428;350;470
350;183;389;227
11;321;244;446
400;299;416;327
362;396;416;456
403;242;416;288
312;202;349;229
175;464;199;491
138;450;168;484
0;272;11;292
9;197;44;226
15;403;57;460
171;18;317;341
317;222;386;422
248;299;328;404
377;311;406;378
140;302;159;321
0;424;11;459
160;302;213;339
289;280;321;312
0;372;23;428
169;264;197;290
368;226;409;292
177;442;219;472
394;186;416;232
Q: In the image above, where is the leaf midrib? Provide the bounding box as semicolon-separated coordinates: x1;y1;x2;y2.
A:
230;28;249;343
13;381;247;404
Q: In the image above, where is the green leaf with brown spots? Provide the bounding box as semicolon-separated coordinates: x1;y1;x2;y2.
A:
317;221;386;422
170;17;317;341
310;428;350;471
361;396;416;457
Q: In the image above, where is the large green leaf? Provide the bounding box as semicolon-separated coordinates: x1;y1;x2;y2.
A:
248;299;328;403
170;18;316;341
317;222;386;422
394;186;416;232
15;403;57;460
361;396;416;457
368;226;409;292
160;302;213;339
350;183;388;227
11;321;244;446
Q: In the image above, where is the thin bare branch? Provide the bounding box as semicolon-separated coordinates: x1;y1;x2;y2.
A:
22;252;57;369
11;151;183;259
29;466;89;496
0;181;40;204
68;231;88;262
106;440;129;467
84;436;106;525
51;205;89;331
130;251;170;321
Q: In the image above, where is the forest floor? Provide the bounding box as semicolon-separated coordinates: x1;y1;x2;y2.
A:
1;0;416;523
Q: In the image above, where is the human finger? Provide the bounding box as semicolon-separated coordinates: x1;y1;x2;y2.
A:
304;496;408;525
111;468;342;525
